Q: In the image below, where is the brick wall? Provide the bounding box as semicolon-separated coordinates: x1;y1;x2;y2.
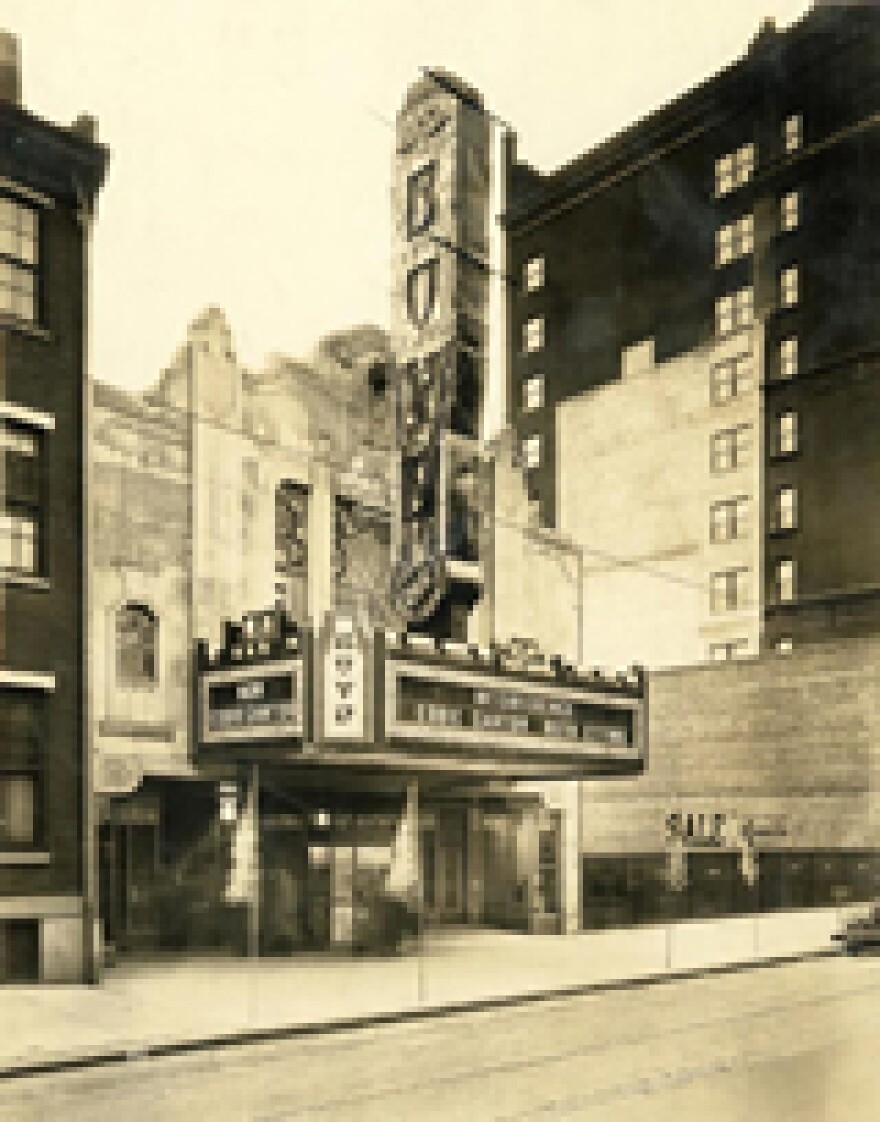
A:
581;634;880;854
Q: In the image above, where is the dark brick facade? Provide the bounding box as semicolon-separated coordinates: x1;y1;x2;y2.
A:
0;59;107;979
506;5;880;650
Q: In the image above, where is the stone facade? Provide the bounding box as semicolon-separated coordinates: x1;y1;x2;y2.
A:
92;309;396;795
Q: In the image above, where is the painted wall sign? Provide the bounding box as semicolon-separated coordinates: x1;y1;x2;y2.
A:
665;810;787;849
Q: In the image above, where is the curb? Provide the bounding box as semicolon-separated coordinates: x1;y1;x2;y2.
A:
0;946;836;1083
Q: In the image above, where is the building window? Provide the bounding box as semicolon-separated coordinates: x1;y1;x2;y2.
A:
710;496;749;543
0;690;44;848
777;410;798;456
276;482;309;576
776;485;797;531
784;114;803;154
710;425;751;473
523;375;543;411
0;196;38;324
776;636;793;654
715;287;754;336
710;568;749;613
780;266;799;308
117;603;158;687
780;337;798;381
524;257;544;293
714;143;755;197
709;639;749;662
523;317;544;353
407;162;437;238
711;352;752;404
368;361;388;401
0;421;42;577
775;558;795;603
715;214;754;266
781;191;800;232
522;434;541;470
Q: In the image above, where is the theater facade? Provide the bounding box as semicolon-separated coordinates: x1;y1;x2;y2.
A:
90;68;635;956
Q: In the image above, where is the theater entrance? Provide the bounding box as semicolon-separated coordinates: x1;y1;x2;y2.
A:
98;796;161;954
420;809;466;924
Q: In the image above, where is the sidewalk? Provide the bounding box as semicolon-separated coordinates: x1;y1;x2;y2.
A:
0;906;858;1078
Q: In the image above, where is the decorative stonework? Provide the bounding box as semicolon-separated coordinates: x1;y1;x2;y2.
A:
391;72;492;631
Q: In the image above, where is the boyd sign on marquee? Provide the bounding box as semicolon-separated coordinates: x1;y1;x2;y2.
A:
316;613;373;742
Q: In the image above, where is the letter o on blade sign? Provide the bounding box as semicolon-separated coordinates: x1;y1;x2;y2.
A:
219;783;238;824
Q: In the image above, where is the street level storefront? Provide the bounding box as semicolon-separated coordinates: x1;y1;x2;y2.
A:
113;606;647;958
101;778;561;957
579;635;880;931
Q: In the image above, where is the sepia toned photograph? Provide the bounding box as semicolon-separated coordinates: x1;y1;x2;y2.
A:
0;1;878;1117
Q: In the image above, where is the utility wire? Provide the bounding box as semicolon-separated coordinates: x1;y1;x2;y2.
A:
493;515;707;592
97;373;711;596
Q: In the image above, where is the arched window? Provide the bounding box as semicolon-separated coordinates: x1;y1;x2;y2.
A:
116;603;158;686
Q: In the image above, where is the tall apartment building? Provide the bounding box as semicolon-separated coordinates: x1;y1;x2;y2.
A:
505;3;880;666
0;33;107;981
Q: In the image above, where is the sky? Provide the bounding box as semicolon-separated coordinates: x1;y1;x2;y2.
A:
6;0;814;391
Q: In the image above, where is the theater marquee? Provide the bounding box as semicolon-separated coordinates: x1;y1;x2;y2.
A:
200;660;304;744
382;657;643;766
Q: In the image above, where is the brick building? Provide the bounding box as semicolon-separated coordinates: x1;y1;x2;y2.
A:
408;8;880;925
0;32;107;981
580;634;880;927
505;2;880;666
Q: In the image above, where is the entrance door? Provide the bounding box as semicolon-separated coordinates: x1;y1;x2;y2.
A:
126;824;159;949
421;814;465;923
99;821;159;952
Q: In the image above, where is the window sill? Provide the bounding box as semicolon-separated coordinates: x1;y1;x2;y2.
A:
0;573;50;592
0;850;50;866
0;316;52;343
714;254;752;270
98;717;176;742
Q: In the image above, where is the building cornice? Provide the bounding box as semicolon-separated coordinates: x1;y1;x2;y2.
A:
0;100;108;207
506;6;872;235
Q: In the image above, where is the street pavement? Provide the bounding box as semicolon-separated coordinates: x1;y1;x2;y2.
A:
0;955;878;1120
0;906;859;1075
